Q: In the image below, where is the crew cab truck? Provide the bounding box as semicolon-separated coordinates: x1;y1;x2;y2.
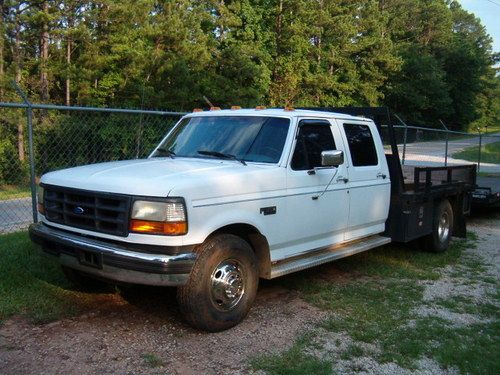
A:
30;108;476;331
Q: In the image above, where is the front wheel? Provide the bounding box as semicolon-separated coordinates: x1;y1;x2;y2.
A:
422;199;454;253
177;234;259;332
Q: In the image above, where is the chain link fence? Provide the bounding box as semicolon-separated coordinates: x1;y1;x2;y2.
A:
1;98;498;234
386;124;500;172
380;122;499;200
0;99;184;234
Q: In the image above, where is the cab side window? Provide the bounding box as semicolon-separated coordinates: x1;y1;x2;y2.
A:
291;120;336;170
343;124;378;167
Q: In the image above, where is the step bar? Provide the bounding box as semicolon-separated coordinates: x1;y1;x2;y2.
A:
270;235;391;279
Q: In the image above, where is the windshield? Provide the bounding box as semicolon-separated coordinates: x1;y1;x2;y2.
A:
152;116;290;164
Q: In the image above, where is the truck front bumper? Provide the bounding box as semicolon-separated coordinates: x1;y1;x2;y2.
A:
29;222;197;286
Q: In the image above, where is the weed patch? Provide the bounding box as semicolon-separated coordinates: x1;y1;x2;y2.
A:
250;335;332;375
141;353;164;368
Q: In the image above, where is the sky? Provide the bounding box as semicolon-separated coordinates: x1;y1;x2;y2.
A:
459;0;500;52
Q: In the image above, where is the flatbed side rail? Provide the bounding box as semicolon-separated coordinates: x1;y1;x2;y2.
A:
413;165;477;194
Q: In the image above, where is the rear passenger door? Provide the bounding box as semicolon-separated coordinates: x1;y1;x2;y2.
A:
339;121;390;241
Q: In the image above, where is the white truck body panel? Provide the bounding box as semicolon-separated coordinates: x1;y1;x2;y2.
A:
40;108;391;266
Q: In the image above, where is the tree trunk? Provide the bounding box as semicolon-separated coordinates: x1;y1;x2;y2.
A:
0;1;4;101
65;35;71;106
14;9;25;162
40;1;49;102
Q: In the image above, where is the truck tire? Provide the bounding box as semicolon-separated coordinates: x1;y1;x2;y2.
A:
177;234;259;332
61;266;109;291
422;199;454;253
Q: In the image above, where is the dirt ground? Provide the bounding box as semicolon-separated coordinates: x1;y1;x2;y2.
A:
0;280;326;374
0;212;498;375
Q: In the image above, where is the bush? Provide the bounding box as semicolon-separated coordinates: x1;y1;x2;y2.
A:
0;139;28;185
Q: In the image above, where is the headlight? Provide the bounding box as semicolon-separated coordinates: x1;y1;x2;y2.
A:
37;185;45;215
129;199;187;235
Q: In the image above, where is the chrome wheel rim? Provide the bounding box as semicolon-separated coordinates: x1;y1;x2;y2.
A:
438;211;450;242
210;259;245;311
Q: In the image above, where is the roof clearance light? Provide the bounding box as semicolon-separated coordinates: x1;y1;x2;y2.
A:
284;106;295;111
255;106;266;110
231;106;241;110
192;108;203;112
210;106;221;111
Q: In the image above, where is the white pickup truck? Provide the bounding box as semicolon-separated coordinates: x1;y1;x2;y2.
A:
30;107;475;331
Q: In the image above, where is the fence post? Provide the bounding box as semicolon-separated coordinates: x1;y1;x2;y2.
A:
394;114;408;165
439;120;449;166
12;82;38;223
477;128;482;172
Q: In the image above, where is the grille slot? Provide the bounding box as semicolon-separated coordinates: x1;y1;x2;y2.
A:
44;186;131;236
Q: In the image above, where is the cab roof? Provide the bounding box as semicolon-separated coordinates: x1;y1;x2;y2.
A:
185;108;372;122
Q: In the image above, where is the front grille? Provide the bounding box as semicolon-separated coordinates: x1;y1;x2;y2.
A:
43;185;131;236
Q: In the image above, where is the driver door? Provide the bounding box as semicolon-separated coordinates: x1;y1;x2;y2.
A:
272;118;349;261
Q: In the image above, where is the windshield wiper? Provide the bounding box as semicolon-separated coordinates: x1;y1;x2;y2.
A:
154;147;176;159
197;150;247;166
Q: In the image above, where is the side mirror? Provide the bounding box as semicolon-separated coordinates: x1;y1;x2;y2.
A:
321;150;344;167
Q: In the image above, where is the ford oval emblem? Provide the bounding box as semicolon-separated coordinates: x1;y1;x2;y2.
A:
74;206;85;215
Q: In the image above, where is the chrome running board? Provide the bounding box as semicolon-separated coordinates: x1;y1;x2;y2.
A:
270;235;391;279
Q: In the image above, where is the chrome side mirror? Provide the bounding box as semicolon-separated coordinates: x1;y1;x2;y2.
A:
321;150;344;167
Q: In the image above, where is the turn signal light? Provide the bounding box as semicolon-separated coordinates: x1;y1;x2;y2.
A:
209;106;221;111
255;106;266;110
231;106;241;110
130;219;187;236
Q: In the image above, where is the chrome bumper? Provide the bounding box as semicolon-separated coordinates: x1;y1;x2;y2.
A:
29;222;196;286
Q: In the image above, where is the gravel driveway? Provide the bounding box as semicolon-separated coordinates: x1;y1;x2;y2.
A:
0;212;498;375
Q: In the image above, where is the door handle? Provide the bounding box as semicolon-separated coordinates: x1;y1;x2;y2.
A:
377;172;387;179
336;176;349;183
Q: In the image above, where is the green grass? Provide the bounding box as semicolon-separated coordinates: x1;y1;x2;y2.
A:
141;353;164;368
477;171;500;178
0;184;31;200
0;231;119;324
453;141;500;164
251;334;332;375
252;234;500;374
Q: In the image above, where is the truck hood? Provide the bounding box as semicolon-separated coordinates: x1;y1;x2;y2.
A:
41;158;276;197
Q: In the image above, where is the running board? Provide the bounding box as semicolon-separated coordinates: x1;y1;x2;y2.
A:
270;235;391;279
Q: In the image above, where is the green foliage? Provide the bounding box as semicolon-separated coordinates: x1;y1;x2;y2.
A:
385;46;452;125
0;0;496;161
33;112;178;174
0;138;27;185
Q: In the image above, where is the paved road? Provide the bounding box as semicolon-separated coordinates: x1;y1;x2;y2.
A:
0;197;33;234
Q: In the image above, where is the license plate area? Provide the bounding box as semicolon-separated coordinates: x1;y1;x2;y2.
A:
78;249;103;269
